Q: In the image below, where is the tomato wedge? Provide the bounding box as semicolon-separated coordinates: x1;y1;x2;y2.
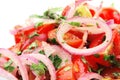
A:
113;29;120;56
48;29;83;48
56;63;76;80
99;7;120;24
72;55;88;79
14;23;56;43
85;33;111;70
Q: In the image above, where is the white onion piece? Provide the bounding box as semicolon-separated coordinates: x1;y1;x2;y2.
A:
57;17;112;56
0;67;18;80
41;41;55;57
22;54;56;80
65;3;76;19
0;48;28;80
19;55;39;65
78;72;103;80
51;45;72;67
74;26;104;34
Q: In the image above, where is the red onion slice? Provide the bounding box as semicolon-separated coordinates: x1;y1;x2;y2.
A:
78;72;103;80
0;48;28;80
22;53;56;80
0;67;18;80
57;17;112;56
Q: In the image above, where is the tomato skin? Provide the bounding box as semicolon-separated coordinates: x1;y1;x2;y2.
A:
113;29;120;56
99;7;120;24
72;55;88;79
89;9;95;16
48;29;83;48
56;64;76;80
14;23;56;43
64;32;83;48
89;33;105;48
85;33;111;70
85;54;111;70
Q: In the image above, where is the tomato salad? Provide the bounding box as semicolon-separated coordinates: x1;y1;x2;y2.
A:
0;0;120;80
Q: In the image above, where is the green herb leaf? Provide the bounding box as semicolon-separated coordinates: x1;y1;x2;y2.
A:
17;51;22;55
47;38;58;45
49;55;62;69
43;8;66;20
69;22;81;27
34;22;43;28
29;32;39;39
39;50;45;55
28;41;38;49
4;60;15;72
30;62;46;76
104;54;120;67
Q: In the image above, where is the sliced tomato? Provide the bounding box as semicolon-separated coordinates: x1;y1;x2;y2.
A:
48;29;83;48
56;63;76;80
113;29;120;56
89;33;105;48
85;33;111;70
89;9;95;16
64;32;83;48
72;55;88;79
85;54;111;70
14;23;56;43
101;67;120;79
99;7;120;24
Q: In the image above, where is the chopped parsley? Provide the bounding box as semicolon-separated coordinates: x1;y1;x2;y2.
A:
28;41;38;49
49;55;62;69
47;38;58;45
29;32;39;39
68;22;81;27
4;60;15;72
104;54;120;67
34;22;43;28
17;51;22;55
39;50;45;55
30;62;46;76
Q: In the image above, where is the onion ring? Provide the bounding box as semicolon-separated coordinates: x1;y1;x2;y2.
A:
0;48;28;80
0;67;18;80
57;17;112;56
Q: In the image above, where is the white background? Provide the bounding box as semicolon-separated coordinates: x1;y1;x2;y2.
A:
0;0;120;80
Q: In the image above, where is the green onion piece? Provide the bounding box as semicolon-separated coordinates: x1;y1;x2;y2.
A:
34;22;43;28
49;55;62;69
39;50;45;55
4;60;15;72
30;62;46;76
29;32;39;39
69;22;81;27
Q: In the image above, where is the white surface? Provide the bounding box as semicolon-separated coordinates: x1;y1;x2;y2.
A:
0;0;120;79
0;0;74;48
